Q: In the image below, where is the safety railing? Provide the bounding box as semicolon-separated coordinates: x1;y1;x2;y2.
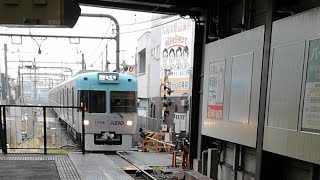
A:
0;105;85;154
138;116;164;132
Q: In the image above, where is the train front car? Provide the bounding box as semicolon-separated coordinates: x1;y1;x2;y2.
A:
76;72;137;151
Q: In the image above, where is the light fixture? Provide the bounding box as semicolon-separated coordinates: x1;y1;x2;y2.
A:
84;120;89;126
127;120;133;126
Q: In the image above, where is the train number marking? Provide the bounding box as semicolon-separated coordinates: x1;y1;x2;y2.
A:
110;121;124;125
95;121;105;125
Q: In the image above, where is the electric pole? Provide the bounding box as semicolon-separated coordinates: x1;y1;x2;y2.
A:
4;44;8;104
105;44;109;71
33;58;37;103
101;52;103;71
18;66;21;104
82;53;86;70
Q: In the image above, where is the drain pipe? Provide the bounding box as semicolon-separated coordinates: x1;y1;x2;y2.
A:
201;150;208;175
80;13;120;72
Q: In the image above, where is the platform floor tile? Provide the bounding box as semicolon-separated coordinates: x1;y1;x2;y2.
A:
0;154;81;180
69;153;134;180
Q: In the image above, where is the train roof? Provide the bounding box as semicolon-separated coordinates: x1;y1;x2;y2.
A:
49;71;136;92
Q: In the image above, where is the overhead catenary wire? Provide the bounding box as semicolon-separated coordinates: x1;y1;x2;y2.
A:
150;0;171;13
120;17;181;34
83;19;113;63
89;38;112;67
120;16;164;26
90;16;182;67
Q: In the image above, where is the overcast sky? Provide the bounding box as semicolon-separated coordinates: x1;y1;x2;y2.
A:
0;5;156;80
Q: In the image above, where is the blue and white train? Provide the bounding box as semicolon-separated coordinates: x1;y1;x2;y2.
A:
49;71;137;151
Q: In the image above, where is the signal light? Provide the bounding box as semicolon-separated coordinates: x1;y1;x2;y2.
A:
167;88;173;96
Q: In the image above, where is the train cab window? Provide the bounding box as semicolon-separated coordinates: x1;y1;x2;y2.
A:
89;91;106;113
79;90;89;111
110;91;136;113
78;90;106;113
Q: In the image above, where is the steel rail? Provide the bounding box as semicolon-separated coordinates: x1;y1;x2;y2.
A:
116;151;157;180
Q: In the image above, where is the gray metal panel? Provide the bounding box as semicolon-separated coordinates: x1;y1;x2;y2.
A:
267;42;305;130
264;6;320;165
229;53;253;123
202;26;265;148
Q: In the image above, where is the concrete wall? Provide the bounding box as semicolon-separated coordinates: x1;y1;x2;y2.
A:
137;32;151;98
149;15;161;98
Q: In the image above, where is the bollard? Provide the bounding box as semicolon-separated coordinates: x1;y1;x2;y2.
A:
172;151;177;167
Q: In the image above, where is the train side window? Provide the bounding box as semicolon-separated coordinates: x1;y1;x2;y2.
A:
89;91;106;113
78;90;89;112
110;91;136;113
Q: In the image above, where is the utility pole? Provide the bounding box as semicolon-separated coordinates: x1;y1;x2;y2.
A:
105;44;109;71
33;58;37;103
82;53;86;70
18;66;21;103
101;52;103;71
135;47;137;75
4;44;8;104
21;74;24;104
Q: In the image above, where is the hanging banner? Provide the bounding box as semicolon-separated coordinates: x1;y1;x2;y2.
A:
160;16;195;96
302;38;320;132
207;59;225;120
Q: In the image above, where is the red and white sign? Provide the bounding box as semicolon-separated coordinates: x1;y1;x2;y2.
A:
207;59;225;120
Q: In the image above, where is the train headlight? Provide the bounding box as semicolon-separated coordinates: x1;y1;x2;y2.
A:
127;120;133;126
84;120;90;126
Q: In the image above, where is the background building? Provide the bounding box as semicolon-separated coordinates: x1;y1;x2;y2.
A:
136;15;195;139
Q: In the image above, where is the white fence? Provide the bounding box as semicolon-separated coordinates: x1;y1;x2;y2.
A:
133;116;164;146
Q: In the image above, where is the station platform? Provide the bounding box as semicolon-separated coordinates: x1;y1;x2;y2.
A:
69;153;134;180
0;151;178;179
0;154;81;180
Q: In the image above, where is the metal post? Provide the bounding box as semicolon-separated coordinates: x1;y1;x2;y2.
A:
105;44;109;71
4;44;8;104
3;106;7;154
80;13;120;72
21;74;24;103
18;66;21;103
81;107;85;154
190;20;205;167
172;151;177;167
0;106;2;153
101;52;104;71
43;107;47;154
33;59;37;103
255;0;274;179
82;54;85;70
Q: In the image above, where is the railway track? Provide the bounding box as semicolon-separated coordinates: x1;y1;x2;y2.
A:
116;152;158;180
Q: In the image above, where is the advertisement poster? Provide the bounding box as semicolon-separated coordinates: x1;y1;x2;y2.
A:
302;38;320;132
160;16;194;96
207;60;225;120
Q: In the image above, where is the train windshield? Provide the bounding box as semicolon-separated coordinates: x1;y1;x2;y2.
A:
110;91;136;113
79;90;106;113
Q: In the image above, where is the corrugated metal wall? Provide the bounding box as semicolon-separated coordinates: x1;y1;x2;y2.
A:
244;147;256;174
224;142;234;166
